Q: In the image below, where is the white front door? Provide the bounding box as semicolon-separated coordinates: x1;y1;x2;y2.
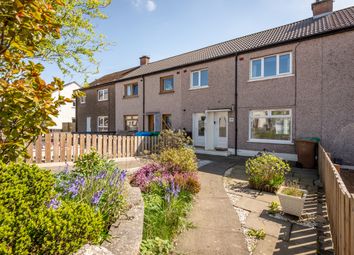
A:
86;117;91;132
214;112;228;149
193;113;206;147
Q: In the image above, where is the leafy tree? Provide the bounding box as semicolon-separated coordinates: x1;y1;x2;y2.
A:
0;0;110;163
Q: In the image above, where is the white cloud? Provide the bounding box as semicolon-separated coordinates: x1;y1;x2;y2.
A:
131;0;156;12
146;0;156;12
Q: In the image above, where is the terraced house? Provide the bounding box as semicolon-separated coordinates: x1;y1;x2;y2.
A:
77;0;354;165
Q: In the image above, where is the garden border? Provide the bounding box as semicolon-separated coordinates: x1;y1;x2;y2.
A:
76;184;144;255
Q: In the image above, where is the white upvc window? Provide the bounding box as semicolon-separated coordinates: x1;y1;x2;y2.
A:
250;52;292;80
97;116;108;132
249;109;292;144
80;96;86;104
98;89;108;101
190;69;208;88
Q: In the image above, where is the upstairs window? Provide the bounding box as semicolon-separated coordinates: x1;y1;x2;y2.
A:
160;76;174;93
250;52;292;80
124;83;139;97
97;116;108;132
191;69;208;88
80;96;86;104
98;89;108;101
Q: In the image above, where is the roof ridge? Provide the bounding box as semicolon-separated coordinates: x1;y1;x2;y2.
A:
142;6;354;67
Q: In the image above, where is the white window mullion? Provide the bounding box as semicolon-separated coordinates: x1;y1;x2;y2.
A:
276;55;280;76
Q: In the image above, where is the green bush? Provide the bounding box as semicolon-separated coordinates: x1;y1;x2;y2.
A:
140;237;174;255
157;129;192;152
74;150;117;176
245;153;290;192
0;162;103;255
154;147;198;172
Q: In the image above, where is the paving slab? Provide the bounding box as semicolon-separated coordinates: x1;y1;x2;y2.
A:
244;212;291;239
236;196;269;213
253;235;279;255
255;192;280;204
175;155;248;255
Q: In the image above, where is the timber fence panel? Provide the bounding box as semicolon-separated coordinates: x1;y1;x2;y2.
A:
319;145;354;255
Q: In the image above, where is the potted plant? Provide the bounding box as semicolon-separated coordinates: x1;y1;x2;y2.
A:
277;182;307;217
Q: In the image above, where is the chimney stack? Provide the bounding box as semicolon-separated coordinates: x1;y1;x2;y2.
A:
140;55;150;66
312;0;333;17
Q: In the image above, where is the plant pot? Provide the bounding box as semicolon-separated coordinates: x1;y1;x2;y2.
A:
277;186;308;217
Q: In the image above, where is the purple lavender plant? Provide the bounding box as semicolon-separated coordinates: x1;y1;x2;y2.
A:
66;176;85;198
95;170;107;180
47;196;61;209
91;189;105;205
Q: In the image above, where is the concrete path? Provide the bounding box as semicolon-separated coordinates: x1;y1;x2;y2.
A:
174;155;248;255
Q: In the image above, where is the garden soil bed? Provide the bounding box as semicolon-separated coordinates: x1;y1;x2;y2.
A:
340;169;354;193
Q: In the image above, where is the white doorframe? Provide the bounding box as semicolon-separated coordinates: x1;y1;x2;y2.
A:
192;113;206;147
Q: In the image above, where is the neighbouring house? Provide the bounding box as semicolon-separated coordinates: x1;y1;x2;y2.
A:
76;68;137;133
51;81;81;132
77;0;354;165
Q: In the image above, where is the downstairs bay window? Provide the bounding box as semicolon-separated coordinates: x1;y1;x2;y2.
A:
249;109;292;144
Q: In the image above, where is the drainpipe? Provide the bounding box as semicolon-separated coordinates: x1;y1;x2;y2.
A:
142;75;145;131
234;54;238;156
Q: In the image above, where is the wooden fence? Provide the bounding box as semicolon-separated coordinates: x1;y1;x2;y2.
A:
318;144;354;255
27;133;160;163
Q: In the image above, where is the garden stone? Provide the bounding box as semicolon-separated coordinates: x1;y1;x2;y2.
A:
75;185;144;255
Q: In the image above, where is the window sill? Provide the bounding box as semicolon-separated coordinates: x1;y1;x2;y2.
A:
248;74;294;83
247;139;294;145
159;90;175;95
123;95;139;99
189;86;209;91
98;99;108;102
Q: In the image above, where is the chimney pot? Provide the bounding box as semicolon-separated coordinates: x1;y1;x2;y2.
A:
140;55;150;65
312;0;333;17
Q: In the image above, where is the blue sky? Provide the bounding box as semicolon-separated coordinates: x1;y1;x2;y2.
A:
42;0;354;85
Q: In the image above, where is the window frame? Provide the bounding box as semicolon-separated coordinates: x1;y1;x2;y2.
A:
160;75;174;93
190;69;209;89
80;96;86;104
161;114;172;130
97;116;108;132
249;52;293;81
124;83;139;98
97;89;108;101
248;109;293;144
124;115;139;132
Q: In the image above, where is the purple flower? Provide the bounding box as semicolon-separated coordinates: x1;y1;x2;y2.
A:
63;162;69;174
119;170;127;183
91;189;105;205
47;196;61;209
95;170;107;180
66;176;85;198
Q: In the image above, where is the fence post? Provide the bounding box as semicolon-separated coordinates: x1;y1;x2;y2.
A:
53;133;59;162
73;134;78;160
60;133;66;162
45;133;51;163
80;134;85;156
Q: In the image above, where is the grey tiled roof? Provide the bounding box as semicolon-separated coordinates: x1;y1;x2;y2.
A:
89;67;138;87
122;6;354;79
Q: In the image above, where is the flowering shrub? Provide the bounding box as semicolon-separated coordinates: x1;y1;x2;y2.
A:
56;162;127;233
157;129;192;152
153;147;198;172
246;153;291;192
74;150;117;177
0;162;103;255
